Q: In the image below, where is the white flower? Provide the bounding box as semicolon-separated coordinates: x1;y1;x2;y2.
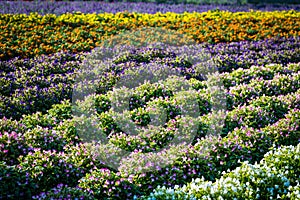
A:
232;186;237;193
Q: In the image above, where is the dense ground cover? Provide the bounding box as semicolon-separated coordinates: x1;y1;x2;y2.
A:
0;2;300;200
0;10;299;60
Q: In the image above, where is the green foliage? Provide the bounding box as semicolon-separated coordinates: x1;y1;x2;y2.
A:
47;100;73;121
32;184;95;200
0;161;37;199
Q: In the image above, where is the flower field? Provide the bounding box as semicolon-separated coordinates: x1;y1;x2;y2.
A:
0;2;300;200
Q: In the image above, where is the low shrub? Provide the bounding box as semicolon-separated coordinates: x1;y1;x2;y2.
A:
78;168;141;199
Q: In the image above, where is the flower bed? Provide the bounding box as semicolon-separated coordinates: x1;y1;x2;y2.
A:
0;5;300;199
0;11;299;60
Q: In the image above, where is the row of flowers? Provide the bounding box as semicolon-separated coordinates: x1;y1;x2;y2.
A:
0;10;299;60
1;37;299;120
228;68;300;108
1;1;300;16
210;36;300;73
221;62;300;88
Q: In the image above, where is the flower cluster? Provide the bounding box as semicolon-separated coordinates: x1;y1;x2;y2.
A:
78;168;140;199
0;131;31;166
